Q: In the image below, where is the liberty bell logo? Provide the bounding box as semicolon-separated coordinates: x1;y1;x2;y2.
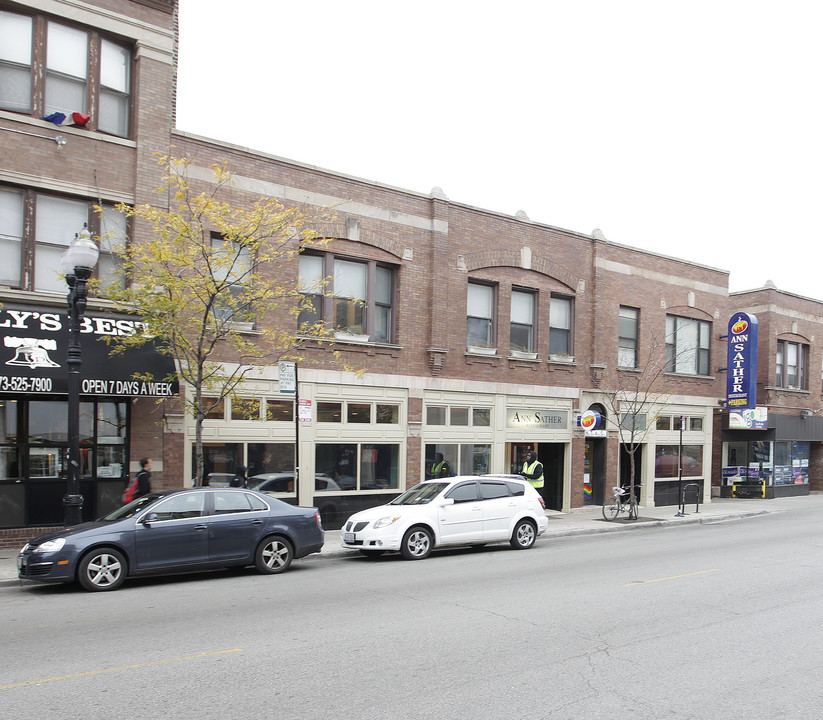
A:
4;337;61;369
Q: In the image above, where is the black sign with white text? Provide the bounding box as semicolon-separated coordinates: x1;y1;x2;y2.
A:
0;304;179;397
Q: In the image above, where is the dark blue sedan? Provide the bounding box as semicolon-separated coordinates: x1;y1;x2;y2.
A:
17;488;324;591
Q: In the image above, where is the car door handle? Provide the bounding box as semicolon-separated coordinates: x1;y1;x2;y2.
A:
251;519;263;526
194;524;207;531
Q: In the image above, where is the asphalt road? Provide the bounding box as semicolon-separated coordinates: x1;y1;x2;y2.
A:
2;507;822;720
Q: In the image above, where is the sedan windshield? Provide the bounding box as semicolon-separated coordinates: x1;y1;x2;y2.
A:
389;482;448;505
102;493;165;521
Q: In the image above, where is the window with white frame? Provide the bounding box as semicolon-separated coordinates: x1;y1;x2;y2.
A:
549;296;573;356
425;405;491;426
467;282;495;348
665;315;711;375
776;339;808;389
0;10;132;138
316;401;400;424
618;306;639;368
510;288;535;353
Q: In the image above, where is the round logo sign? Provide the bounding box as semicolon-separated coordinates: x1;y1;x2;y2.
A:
580;410;601;430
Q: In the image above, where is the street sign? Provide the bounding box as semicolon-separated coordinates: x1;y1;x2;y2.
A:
278;361;296;393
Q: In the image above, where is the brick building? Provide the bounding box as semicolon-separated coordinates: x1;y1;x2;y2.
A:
715;284;823;498
1;0;817;538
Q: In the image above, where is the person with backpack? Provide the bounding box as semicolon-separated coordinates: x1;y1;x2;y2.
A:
122;458;152;504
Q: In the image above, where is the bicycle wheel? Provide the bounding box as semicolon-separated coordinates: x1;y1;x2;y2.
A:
602;497;620;521
628;497;639;520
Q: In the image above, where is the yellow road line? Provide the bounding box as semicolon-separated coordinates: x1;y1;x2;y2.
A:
0;649;243;691
623;569;719;587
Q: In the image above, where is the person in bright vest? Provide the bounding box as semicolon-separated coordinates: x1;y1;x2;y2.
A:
521;451;544;489
426;452;451;479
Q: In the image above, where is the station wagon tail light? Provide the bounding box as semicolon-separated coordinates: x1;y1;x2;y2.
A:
537;497;546;510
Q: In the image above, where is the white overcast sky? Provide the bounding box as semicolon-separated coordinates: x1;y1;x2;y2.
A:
176;1;823;300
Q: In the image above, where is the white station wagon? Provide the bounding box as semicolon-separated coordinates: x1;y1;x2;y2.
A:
340;476;549;560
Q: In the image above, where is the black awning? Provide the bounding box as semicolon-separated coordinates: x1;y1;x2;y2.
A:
0;304;179;397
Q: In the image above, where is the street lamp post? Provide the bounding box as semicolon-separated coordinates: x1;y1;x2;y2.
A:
60;225;99;526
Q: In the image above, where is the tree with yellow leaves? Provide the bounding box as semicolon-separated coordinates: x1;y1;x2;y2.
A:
103;155;333;486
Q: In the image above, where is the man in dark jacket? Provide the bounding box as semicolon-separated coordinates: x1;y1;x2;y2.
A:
135;458;152;497
230;465;248;488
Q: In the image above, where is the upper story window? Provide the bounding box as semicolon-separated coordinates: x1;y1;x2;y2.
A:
0;185;126;294
467;282;495;348
549;295;573;356
0;10;132;138
510;288;535;353
665;315;710;375
316;401;400;424
210;232;252;324
425;405;491;427
776;339;808;389
0;11;32;112
618;306;639;368
298;253;395;342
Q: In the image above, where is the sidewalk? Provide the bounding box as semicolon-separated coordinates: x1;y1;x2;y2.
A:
4;493;822;586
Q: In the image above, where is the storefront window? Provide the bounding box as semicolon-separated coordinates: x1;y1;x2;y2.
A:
96;401;126;479
376;404;399;424
317;402;342;422
425;443;490;479
654;445;703;478
196;443;242;485
231;398;260;420
773;441;809;485
426;406;446;425
266;400;294;422
425;444;457;479
28;400;93;443
451;407;469;426
247;442;294;476
314;443;399;490
359;444;399;489
459;444;491;475
347;403;371;423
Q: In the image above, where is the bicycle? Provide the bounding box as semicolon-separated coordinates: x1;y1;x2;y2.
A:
602;485;639;521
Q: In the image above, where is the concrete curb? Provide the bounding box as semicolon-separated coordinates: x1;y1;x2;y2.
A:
1;505;782;588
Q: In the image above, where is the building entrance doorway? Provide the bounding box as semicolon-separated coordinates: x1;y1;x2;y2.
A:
508;442;565;511
584;438;606;505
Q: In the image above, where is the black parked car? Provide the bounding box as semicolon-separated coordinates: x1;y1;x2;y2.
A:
17;488;324;591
